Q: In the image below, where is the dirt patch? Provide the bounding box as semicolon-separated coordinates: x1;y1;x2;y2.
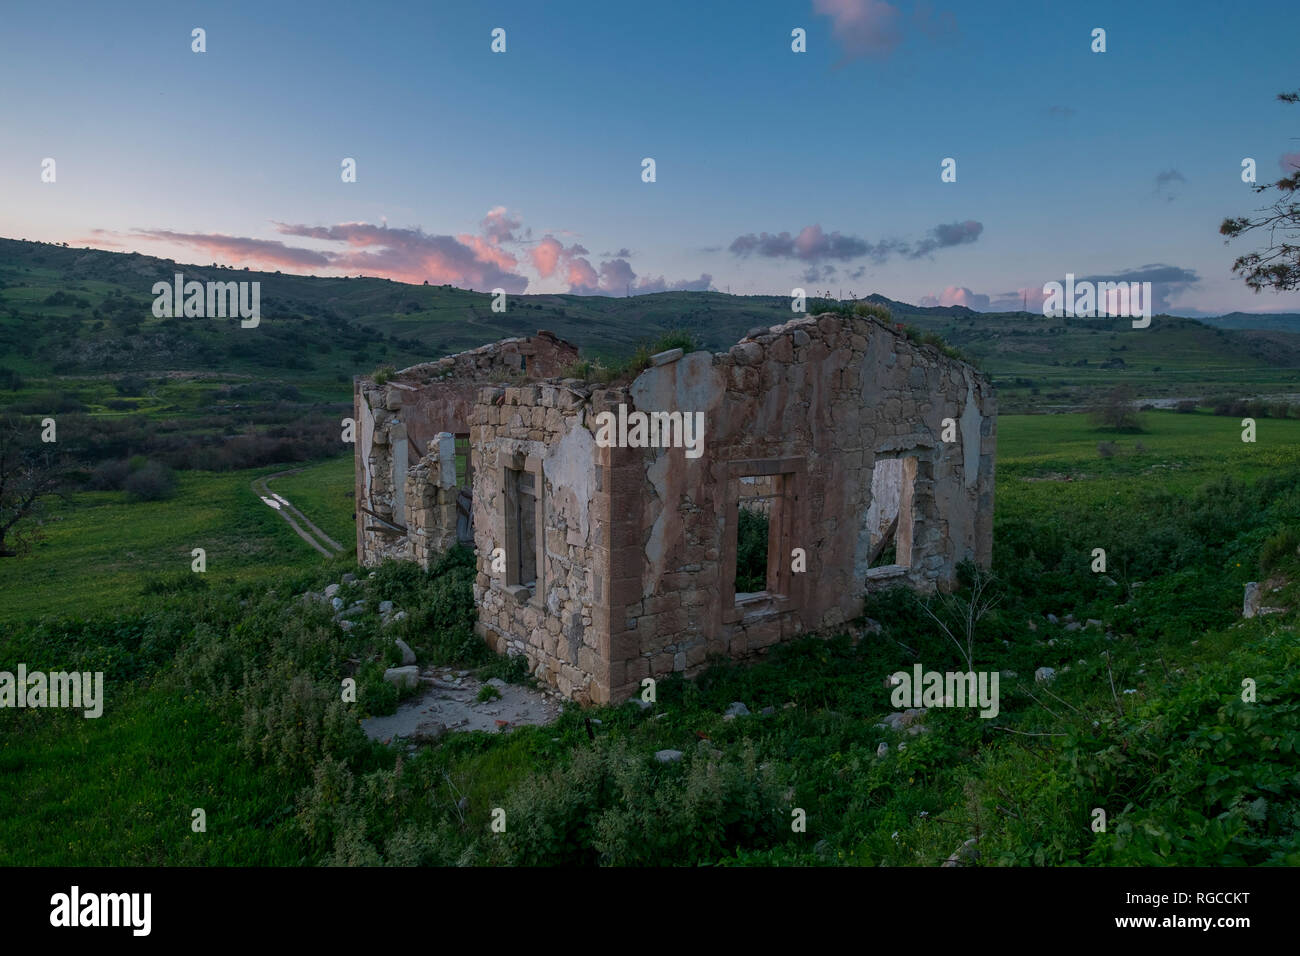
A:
361;667;563;744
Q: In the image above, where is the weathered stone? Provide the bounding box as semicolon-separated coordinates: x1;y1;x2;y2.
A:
383;666;420;690
354;313;996;706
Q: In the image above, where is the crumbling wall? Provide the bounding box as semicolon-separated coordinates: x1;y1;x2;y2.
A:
469;381;608;704
354;332;578;567
598;312;996;702
356;315;996;708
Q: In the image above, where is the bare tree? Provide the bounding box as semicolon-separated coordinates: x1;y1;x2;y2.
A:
917;563;1002;671
0;414;66;557
1088;384;1143;431
1220;90;1300;292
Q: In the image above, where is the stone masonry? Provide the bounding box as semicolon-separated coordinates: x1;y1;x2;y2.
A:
355;313;996;706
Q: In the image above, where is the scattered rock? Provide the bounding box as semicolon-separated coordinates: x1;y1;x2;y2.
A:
394;638;416;666
383;666;420;690
1034;666;1056;683
337;620;353;632
877;708;926;731
1085;619;1103;630
941;837;979;868
410;721;445;743
627;698;652;711
385;610;408;626
724;701;751;718
1064;614;1076;623
1243;582;1260;617
1000;670;1017;680
486;677;509;690
1046;613;1059;624
331;597;344;611
1243;581;1287;617
379;600;394;615
1100;575;1119;587
876;741;889;758
324;583;341;599
342;573;357;584
1065;622;1082;632
654;749;684;764
761;705;775;716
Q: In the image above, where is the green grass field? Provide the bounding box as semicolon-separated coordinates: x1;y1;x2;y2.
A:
266;456;357;554
0;464;336;624
2;409;1298;866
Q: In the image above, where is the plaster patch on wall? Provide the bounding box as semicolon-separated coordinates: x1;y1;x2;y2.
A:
543;411;595;540
960;374;981;488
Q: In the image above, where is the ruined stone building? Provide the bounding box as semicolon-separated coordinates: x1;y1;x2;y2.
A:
354;312;996;705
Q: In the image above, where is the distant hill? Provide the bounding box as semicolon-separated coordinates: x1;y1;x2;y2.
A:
2;237;1298;413
1197;312;1300;334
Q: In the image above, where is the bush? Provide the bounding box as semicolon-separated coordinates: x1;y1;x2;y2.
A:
1259;527;1300;574
854;301;893;322
1088;384;1144;431
123;460;177;501
1097;441;1116;458
87;458;131;491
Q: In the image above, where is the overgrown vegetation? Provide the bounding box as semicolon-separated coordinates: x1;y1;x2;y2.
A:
3;413;1300;866
734;508;769;593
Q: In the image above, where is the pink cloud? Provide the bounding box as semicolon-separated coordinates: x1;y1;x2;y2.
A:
934;286;989;309
1281;152;1300;173
530;237;564;278
481;206;521;243
813;0;903;59
565;256;598;292
598;258;636;294
110;228;332;269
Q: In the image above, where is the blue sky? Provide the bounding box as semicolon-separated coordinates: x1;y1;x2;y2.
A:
2;0;1298;314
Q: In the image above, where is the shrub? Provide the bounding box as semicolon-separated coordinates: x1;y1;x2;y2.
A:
123;460;177;501
1259;527;1300;574
1097;441;1116;458
372;365;395;385
1088;384;1144;431
560;359;593;380
853;301;893;322
87;458;131;491
651;329;697;353
476;685;502;703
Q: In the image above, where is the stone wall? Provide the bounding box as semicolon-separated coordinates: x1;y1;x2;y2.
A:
355;313;995;707
354;332;578;566
597;312;996;702
469;381;608;704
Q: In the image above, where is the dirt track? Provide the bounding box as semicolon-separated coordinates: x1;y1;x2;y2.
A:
252;468;344;558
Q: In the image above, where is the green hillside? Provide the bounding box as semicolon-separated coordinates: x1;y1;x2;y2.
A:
3;237;1298;417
